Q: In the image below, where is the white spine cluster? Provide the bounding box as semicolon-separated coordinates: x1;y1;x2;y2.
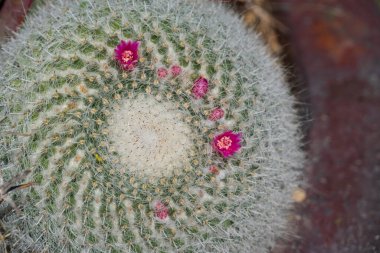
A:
109;95;193;178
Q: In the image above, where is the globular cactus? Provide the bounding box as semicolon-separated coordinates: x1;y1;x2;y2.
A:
0;0;303;252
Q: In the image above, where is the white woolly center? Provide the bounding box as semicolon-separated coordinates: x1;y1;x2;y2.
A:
109;95;192;178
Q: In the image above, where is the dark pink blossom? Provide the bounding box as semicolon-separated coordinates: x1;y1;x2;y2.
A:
154;201;169;220
170;65;182;76
212;131;242;158
208;108;224;121
114;40;139;70
157;67;168;78
192;77;209;99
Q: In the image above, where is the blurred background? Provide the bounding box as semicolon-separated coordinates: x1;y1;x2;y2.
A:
1;0;380;252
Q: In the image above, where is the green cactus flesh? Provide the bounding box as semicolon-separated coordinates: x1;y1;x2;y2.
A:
0;0;303;252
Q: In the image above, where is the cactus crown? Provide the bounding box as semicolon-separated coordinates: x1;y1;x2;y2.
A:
0;0;303;252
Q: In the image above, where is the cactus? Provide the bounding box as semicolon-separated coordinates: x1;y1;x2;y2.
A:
0;0;303;252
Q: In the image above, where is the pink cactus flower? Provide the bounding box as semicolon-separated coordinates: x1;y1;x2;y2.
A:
170;65;182;76
209;165;220;175
154;201;169;220
208;108;224;121
192;77;209;99
157;67;168;78
114;40;139;70
212;131;242;158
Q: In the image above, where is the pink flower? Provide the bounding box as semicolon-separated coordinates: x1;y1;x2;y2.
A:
157;68;168;78
114;40;139;70
192;77;209;99
209;165;220;175
208;108;224;121
154;201;169;220
170;65;182;76
212;131;242;158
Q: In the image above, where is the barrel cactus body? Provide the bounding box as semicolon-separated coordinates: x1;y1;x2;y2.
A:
0;0;303;252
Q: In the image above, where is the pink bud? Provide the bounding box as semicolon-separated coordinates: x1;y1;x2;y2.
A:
170;65;182;76
157;68;168;78
192;77;209;99
154;201;169;220
208;108;224;121
209;165;220;175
